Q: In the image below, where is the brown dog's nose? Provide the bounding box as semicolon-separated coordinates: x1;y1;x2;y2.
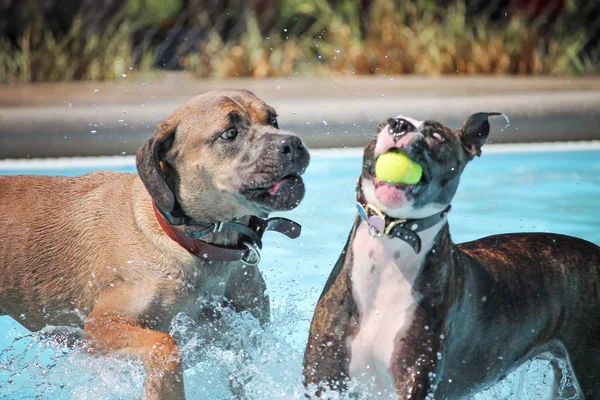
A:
279;135;304;160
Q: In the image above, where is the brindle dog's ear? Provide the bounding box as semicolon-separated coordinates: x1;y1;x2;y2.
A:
459;112;501;159
136;120;177;213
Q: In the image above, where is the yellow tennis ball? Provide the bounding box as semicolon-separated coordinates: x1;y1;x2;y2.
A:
375;151;423;184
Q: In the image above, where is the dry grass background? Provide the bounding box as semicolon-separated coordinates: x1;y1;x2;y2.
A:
0;0;596;83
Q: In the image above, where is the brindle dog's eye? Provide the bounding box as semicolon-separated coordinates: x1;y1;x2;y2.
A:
433;132;446;143
220;127;238;141
270;115;279;129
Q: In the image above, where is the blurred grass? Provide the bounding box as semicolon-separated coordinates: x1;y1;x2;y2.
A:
0;13;151;84
0;0;165;84
188;0;597;78
0;0;597;83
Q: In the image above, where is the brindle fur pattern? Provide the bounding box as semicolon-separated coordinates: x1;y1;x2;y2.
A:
303;113;600;399
303;220;358;394
306;215;600;399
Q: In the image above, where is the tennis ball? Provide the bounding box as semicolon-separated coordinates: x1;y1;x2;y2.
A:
375;151;423;185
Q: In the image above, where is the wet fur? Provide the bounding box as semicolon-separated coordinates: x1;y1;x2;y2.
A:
0;90;309;399
304;114;600;399
305;216;600;399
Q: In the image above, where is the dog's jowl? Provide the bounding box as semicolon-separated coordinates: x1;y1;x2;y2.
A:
0;89;310;399
303;113;600;399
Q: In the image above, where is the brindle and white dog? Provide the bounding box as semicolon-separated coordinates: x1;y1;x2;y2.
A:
303;113;600;399
0;89;310;399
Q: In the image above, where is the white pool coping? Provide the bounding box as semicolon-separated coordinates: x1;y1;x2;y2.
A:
0;141;599;170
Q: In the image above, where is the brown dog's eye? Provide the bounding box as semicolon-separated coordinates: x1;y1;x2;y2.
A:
219;127;238;141
270;115;279;129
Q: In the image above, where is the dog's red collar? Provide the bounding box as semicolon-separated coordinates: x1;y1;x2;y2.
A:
152;202;301;265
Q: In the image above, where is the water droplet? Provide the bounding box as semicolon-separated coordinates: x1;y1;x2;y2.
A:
122;73;127;78
500;113;511;132
322;120;328;126
121;152;127;156
90;130;97;134
93;89;99;94
68;103;73;108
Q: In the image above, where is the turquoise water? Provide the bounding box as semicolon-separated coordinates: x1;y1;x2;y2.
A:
0;148;599;399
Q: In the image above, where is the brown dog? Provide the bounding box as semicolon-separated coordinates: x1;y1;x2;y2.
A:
0;89;310;399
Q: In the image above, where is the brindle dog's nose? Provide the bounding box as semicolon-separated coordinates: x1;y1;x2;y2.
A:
389;118;417;141
279;135;304;161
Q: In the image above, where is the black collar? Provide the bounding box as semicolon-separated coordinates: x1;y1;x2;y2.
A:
356;183;450;253
154;203;301;265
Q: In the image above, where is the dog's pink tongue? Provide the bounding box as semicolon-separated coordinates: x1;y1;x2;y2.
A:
269;180;284;195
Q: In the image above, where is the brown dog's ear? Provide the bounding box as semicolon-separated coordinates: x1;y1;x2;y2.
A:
459;112;501;159
136;120;178;213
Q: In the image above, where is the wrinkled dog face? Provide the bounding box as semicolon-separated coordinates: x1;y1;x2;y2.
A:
137;89;310;222
360;113;499;219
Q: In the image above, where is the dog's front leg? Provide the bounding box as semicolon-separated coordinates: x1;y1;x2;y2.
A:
224;264;270;325
84;312;184;400
303;240;356;396
390;306;440;400
391;352;437;400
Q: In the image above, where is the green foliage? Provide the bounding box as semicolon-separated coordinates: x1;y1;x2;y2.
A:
1;0;596;83
126;0;183;25
186;0;597;78
0;6;156;84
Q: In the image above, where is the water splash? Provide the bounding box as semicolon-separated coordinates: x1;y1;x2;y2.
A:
1;308;569;400
0;297;312;399
500;113;511;133
1;151;596;400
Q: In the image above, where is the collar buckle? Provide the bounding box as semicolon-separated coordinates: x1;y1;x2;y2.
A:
241;241;261;267
356;199;451;253
153;202;300;263
384;219;407;236
358;202;408;237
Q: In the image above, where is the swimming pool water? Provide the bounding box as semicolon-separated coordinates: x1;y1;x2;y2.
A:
0;148;599;399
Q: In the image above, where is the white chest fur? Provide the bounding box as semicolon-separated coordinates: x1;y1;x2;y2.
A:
348;219;445;395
